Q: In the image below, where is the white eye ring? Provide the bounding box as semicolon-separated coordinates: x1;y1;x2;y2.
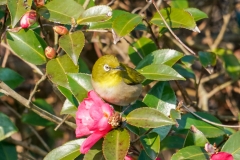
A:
103;64;110;71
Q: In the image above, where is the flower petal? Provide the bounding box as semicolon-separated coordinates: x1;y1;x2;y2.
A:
210;152;233;160
80;131;107;154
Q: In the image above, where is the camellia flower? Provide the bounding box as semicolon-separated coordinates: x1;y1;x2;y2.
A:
75;90;115;154
20;10;37;28
210;152;233;160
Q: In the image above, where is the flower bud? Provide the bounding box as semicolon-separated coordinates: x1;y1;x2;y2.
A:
204;143;215;154
45;46;56;59
20;10;37;29
53;26;68;35
34;0;45;7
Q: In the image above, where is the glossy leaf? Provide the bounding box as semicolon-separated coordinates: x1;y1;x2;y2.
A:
0;68;24;96
170;109;181;122
171;146;209;160
143;81;176;116
112;12;142;37
38;0;84;24
185;8;208;21
221;131;240;160
0;0;6;5
84;139;104;160
151;7;197;31
88;10;127;30
176;112;225;138
128;37;157;66
170;0;188;8
126;107;175;128
198;51;216;68
59;30;85;65
137;64;185;81
0;141;17;160
44;139;85;160
77;5;112;24
138;150;153;160
173;63;196;79
67;73;93;102
57;86;79;107
7;29;47;65
46;54;79;89
183;125;208;147
79;58;91;74
103;129;130;160
7;0;32;27
60;99;77;118
21;99;55;126
136;49;183;69
161;135;184;151
140;132;160;160
0;112;18;141
181;55;197;67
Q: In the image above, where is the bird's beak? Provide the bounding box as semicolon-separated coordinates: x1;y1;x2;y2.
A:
114;66;125;71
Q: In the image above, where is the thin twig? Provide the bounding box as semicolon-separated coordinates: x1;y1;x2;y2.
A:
1;46;10;67
6;138;47;156
196;68;204;105
83;0;90;9
54;114;69;131
27;73;47;105
0;81;76;129
123;37;143;59
207;81;234;98
131;128;153;143
151;0;196;55
181;103;240;128
175;81;191;105
2;100;51;151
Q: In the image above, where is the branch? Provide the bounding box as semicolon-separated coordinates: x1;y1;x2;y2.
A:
207;81;234;98
0;81;76;129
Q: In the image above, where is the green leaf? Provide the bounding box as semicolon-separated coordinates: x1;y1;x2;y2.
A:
126;107;175;128
84;139;104;160
151;7;197;32
138;150;153;160
0;0;7;5
7;29;47;65
198;51;216;68
185;8;208;21
46;54;79;89
59;30;85;65
143;82;176;116
0;68;24;94
60;99;77;118
57;86;79;107
0;112;18;141
173;63;196;79
77;5;112;24
183;125;208;147
88;10;128;30
44;139;85;160
21;99;55;126
161;135;184;151
137;64;185;81
136;49;183;69
221;131;240;160
152;125;171;141
7;0;32;27
171;146;209;160
38;0;84;24
176;112;225;138
74;0;94;9
112;12;142;37
170;0;188;8
103;129;130;160
0;141;17;160
128;37;157;66
79;58;91;74
140;132;160;160
67;73;93;102
181;55;197;67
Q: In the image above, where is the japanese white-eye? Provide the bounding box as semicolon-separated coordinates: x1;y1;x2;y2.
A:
91;55;145;106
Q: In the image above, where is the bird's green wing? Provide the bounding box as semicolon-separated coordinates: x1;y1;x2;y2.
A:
120;63;145;85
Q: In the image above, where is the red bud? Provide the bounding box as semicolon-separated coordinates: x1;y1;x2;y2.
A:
53;26;69;35
34;0;45;7
20;10;37;29
45;46;56;59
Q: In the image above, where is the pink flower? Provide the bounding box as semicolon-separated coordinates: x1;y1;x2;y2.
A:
20;10;37;28
76;90;114;154
210;152;233;160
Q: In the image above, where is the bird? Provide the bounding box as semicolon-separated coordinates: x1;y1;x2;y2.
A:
91;55;145;106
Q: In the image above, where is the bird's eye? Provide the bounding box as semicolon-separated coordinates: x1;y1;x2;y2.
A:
103;64;110;71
